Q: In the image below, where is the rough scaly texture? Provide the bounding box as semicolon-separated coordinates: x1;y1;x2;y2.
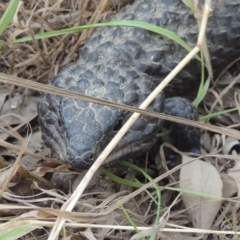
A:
38;0;240;168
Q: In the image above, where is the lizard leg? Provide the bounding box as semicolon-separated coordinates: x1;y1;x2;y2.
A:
165;97;200;154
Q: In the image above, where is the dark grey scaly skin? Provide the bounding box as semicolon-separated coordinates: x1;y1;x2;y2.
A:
38;0;240;169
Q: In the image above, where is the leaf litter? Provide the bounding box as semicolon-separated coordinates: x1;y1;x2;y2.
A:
0;0;239;239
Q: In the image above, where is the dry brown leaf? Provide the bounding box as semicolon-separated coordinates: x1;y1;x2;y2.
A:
0;86;9;110
13;210;43;221
0;155;8;168
80;228;97;240
97;211;115;238
228;160;240;196
130;222;167;240
11;131;43;169
221;173;238;198
0;166;18;188
180;155;222;230
0;94;39;125
18;166;55;189
160;232;202;240
218;71;236;85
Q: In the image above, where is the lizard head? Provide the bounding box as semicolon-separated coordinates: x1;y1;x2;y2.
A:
38;58;164;169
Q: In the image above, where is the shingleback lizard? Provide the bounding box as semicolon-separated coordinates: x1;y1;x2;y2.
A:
37;0;240;169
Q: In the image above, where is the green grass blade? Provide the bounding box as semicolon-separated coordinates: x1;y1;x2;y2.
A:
200;107;240;121
184;0;195;13
9;20;189;51
104;161;162;240
102;168;143;188
0;19;200;62
120;205;145;240
120;161;162;225
104;166;227;200
0;225;38;240
193;49;208;107
0;0;20;36
193;76;210;107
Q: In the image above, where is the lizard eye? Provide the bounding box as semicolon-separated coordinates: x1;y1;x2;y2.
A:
113;118;123;132
89;153;94;161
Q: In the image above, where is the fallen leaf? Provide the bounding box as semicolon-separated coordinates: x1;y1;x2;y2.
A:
0;94;39;125
0;86;9;111
227;160;240;196
180;155;222;230
0;225;39;240
221;173;238;198
80;228;97;240
160;232;202;240
97;211;115;238
0;167;18;188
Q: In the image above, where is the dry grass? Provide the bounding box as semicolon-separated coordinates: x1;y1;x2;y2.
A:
0;0;240;240
0;0;127;81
